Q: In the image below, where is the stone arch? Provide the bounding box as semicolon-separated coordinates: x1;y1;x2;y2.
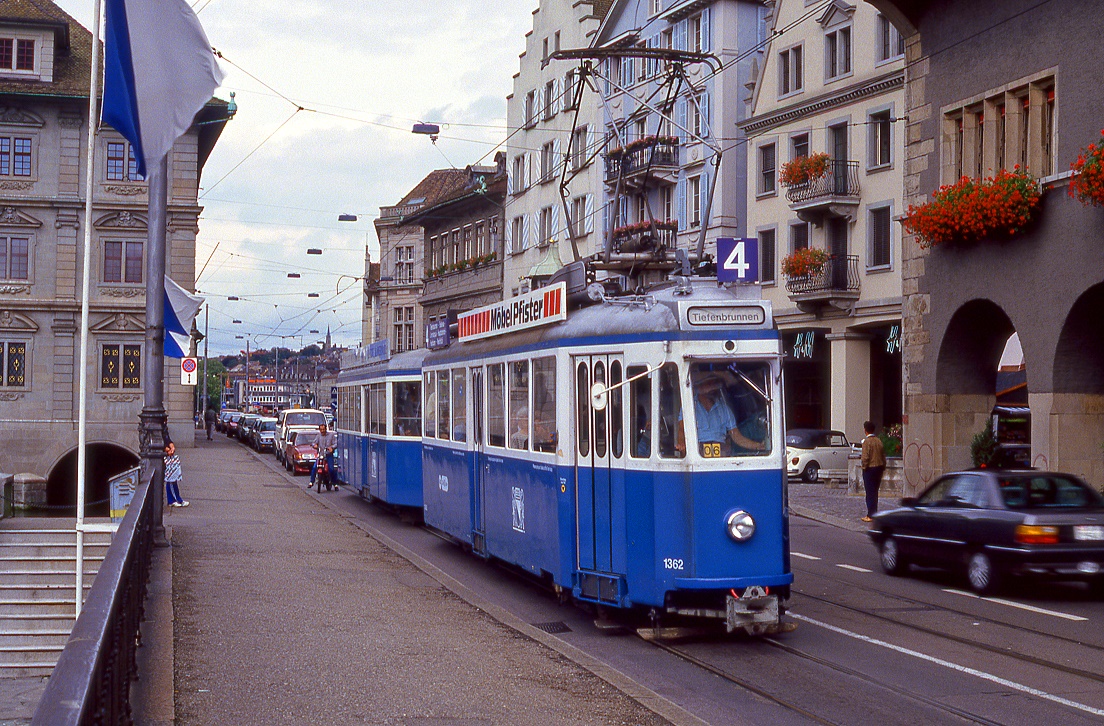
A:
936;299;1016;395
1053;282;1104;394
46;444;139;518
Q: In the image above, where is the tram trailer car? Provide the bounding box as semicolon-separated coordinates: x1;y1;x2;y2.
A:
421;279;792;635
335;348;427;508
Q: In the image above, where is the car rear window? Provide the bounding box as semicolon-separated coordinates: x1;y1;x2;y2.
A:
284;412;326;428
259;421;275;432
786;432;817;448
999;476;1104;509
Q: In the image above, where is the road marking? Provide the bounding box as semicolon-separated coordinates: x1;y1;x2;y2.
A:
792;552;821;561
791;613;1104;718
837;564;872;573
942;589;1088;622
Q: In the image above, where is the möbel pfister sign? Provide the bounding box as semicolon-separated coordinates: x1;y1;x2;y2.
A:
457;282;566;342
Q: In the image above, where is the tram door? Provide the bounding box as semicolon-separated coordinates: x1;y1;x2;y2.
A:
471;367;487;555
575;355;625;575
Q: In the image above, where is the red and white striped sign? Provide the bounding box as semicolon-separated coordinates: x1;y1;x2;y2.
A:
457;282;567;342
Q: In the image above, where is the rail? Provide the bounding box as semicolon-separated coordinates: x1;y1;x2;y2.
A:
785;254;860;295
784;159;860;204
32;468;155;726
604;138;679;183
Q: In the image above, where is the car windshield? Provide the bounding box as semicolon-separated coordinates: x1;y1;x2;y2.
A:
998;475;1104;509
259;421;275;432
687;361;772;459
284;411;326;427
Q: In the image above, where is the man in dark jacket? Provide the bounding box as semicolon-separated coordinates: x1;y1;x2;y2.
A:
204;408;217;440
860;420;887;522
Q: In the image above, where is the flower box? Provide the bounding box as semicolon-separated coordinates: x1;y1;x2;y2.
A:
1069;130;1104;206
780;152;830;187
781;247;828;278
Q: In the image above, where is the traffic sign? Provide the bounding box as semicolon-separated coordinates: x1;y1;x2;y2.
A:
181;357;198;386
716;237;759;283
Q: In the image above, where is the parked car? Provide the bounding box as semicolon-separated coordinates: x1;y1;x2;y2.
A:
237;414;261;443
216;410;236;433
785;428;856;482
250;417;277;451
275;408;328;461
869;470;1104;595
278;425;318;464
224;411;244;437
285;429;319;475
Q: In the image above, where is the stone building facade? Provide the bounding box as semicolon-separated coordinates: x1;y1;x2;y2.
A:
872;0;1104;491
0;0;226;510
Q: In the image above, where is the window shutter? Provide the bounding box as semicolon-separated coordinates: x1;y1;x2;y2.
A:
553;138;561;178
585;194;595;234
551;204;560;242
700;92;711;137
701;8;712;53
523;214;532;250
553;77;561;115
677;178;686;229
506;167;513;195
505;217;513;254
675;19;687;52
700;168;711;227
677;99;687;142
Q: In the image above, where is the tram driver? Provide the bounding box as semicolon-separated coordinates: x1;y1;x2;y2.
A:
676;372;767;457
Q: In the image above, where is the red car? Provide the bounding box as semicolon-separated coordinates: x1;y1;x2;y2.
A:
285;430;318;476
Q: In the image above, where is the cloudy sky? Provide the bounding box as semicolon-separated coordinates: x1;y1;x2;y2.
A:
55;0;538;355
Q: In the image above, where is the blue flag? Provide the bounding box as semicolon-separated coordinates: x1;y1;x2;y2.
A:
102;0;224;177
164;276;204;359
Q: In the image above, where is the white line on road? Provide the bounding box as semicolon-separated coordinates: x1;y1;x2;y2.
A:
791;613;1104;718
836;564;873;573
791;552;821;561
942;589;1088;622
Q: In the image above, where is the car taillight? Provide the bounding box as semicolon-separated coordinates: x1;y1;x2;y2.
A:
1015;524;1059;544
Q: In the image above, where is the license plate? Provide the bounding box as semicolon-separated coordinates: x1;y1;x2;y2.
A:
1074;525;1104;541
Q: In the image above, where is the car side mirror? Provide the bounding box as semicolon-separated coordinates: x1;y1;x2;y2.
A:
901;497;917;508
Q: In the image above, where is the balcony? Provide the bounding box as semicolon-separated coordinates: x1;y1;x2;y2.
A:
604;137;680;188
785;159;861;225
785;254;860;314
610;222;678;254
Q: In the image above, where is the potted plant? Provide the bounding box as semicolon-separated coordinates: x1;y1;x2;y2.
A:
902;167;1041;248
779;152;830;186
878;423;903;458
781;247;828;278
970;419;999;468
1069;130;1104;206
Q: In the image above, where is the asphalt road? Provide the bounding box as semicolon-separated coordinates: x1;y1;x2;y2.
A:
183;435;1104;725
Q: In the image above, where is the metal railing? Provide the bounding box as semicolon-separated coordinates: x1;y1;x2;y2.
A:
611;225;678;253
785;159;861;204
32;469;155;726
785;254;860;295
604;139;679;183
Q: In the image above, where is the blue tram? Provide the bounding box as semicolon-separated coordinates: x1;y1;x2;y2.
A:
334;348;427;507
420;278;792;634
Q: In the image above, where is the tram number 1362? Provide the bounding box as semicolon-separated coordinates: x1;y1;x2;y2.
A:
663;558;685;571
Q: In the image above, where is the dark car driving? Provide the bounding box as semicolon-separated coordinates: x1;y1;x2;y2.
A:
869;470;1104;595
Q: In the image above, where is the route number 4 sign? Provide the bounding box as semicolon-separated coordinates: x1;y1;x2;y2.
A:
716;237;759;284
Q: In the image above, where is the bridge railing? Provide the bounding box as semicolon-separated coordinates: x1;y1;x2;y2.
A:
32;468;155;726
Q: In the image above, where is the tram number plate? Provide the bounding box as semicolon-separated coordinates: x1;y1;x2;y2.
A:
701;443;722;458
663;558;685;571
1075;525;1104;541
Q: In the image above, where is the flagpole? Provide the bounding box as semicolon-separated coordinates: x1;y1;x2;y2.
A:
142;155;169;547
74;0;106;618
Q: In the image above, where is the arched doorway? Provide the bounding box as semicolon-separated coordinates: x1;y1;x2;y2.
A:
1051;282;1104;483
46;444;140;519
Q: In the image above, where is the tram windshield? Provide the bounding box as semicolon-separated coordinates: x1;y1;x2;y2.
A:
680;361;773;459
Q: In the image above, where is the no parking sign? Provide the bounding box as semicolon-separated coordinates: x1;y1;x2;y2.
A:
181;357;198;386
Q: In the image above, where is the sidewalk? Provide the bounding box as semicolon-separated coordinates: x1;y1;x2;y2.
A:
137;432;674;726
789;480;873;533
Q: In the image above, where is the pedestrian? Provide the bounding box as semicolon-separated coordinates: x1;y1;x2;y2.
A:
860;420;886;522
204;407;217;441
164;434;189;508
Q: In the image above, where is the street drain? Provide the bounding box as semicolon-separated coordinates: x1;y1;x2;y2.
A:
531;621;571;634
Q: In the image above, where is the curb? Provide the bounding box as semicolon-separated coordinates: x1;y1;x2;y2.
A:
790;504;868;533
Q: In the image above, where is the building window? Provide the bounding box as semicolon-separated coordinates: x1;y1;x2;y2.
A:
510;216;523;255
524;91;536;128
790;221;809;252
824;26;851;80
511;155;526;194
759;229;776;285
791;133;809;161
0;236;28;280
106;141;143;182
877;14;905;62
571;196;588;238
539;206;554;247
395;245;415;284
778;45;803;96
564;70;577;111
868;205;892;269
393;307;415;353
660;186;673;221
571;125;588;170
689;14;703;53
758;144;776;195
650;0;662;15
869;110;892;169
0;341;26;387
689;97;703;138
541;141;556;183
688;175;701;228
0;38;35;72
543;80;556;120
0;136;32;177
104;239;143;284
101;343;141;389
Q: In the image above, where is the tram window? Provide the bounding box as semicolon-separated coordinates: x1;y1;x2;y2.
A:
593;361;608;457
393;381;421;437
452;369;467;442
610;361;623;459
532;357;557;453
353;388;363;433
576;362;590;457
509;360;529;450
658;362;684;459
682;361;773;458
369;383;386;435
424;372;437;438
488;363;506;447
437;371;451;442
629;365;652;458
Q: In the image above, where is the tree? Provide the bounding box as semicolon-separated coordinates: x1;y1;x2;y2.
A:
970;419;999;468
300;344;322;358
202;358;227;410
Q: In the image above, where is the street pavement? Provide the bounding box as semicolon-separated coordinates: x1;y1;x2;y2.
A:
123;434;883;725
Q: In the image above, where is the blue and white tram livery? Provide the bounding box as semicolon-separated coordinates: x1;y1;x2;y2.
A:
421;279;792;634
335;348;427;508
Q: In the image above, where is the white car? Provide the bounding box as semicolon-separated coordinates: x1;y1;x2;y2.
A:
786;429;856;483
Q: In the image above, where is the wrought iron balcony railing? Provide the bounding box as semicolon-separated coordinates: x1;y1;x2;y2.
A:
785;159;861;205
604;138;680;184
785;254;860;296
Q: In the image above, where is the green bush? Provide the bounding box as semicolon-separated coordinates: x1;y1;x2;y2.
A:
971;419;999;468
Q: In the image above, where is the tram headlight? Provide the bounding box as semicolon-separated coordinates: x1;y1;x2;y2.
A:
725;510;756;542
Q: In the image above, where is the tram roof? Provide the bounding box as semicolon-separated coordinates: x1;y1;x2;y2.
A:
337;347;429;385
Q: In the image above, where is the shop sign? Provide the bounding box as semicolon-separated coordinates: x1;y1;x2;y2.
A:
457;282;566;342
793;332;815;359
367;339;390;363
427;319;451;350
